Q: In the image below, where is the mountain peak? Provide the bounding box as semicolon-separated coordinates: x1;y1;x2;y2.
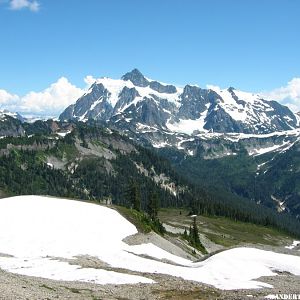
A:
124;68;143;76
121;69;149;87
0;109;25;122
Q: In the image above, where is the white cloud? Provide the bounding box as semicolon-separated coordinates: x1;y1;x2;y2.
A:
261;78;300;112
0;89;19;105
0;77;85;117
206;84;220;90
21;77;84;115
9;0;40;12
84;75;97;86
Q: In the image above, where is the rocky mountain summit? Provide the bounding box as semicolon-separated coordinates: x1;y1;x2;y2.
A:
60;69;299;136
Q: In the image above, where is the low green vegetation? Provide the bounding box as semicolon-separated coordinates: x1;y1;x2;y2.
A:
116;206;165;234
0;150;79;197
51;141;78;160
159;208;293;247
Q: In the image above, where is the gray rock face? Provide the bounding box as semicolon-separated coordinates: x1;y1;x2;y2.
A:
178;85;210;119
121;68;149;87
266;100;298;131
113;87;140;114
85;99;113;121
135;98;169;128
204;106;245;133
60;83;113;122
149;81;177;94
0;116;25;137
59;104;75;121
151;95;177;116
122;69;177;94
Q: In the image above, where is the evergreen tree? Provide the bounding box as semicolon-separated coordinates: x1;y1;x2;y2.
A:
147;191;159;220
134;183;141;211
191;216;201;247
186;216;205;253
183;227;188;239
125;182;141;211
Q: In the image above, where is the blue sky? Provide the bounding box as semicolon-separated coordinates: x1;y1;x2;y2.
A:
0;0;300;116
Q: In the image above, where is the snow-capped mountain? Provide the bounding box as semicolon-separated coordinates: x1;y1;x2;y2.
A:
60;69;299;135
0;109;25;122
0;109;26;137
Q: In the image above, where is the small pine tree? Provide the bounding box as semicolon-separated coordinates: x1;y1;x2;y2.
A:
125;181;141;211
148;191;159;220
133;184;141;211
192;216;201;247
183;227;188;239
187;216;206;253
188;225;192;242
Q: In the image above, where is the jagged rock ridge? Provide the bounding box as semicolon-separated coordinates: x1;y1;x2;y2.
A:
60;69;299;135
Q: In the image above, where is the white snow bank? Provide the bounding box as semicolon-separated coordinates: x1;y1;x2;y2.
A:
193;247;300;289
166;104;209;135
0;256;153;285
166;117;207;135
1;196;300;289
56;130;71;137
0;196;152;285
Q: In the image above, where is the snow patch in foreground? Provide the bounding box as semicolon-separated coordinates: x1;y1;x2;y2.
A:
285;240;300;250
1;196;300;289
0;256;153;284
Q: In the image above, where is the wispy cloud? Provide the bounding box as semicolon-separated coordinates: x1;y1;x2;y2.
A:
261;78;300;113
9;0;40;12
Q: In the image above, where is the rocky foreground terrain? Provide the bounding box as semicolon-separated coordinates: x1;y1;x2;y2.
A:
0;246;300;300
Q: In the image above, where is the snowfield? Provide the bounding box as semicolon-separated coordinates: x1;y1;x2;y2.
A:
0;196;300;289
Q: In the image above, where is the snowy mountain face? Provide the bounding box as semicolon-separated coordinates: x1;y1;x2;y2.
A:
0;109;25;122
0;110;26;137
60;69;299;137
